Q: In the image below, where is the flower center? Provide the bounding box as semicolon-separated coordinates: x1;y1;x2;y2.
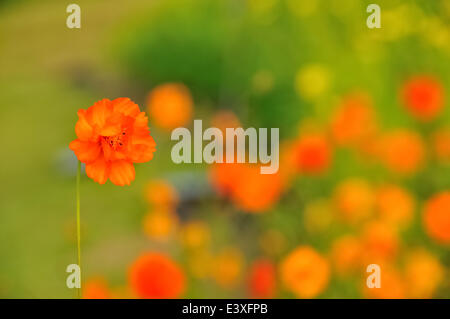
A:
103;130;127;150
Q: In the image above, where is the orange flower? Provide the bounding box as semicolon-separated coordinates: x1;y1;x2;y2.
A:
376;184;415;228
361;221;399;264
69;98;156;186
129;252;185;298
423;192;450;244
83;278;111;299
378;129;425;175
330;235;362;276
280;246;330;298
363;266;405;299
334;178;375;224
248;259;276;298
210;163;283;213
401;76;444;121
404;249;444;298
291;133;333;175
431;127;450;163
180;221;211;250
212;248;243;288
147;83;193;130
142;209;178;241
330;93;377;146
144;180;178;208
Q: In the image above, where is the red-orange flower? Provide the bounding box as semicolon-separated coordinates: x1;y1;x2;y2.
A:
401;76;444;121
291;133;333;175
248;259;276;298
423;192;450;244
82;278;112;299
69;98;156;186
129;252;185;298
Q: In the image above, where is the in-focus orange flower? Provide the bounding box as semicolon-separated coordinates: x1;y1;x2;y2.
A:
291;133;333;175
431;127;450;163
401;76;444;121
210;163;283;213
82;278;111;299
129;252;185;298
378;129;425;175
147;83;193;130
330;93;377;146
280;246;330;298
69;98;156;186
423;192;450;244
363;265;405;299
330;235;363;276
376;184;415;228
361;221;399;264
405;249;444;298
144;179;179;208
248;259;276;298
334;178;375;224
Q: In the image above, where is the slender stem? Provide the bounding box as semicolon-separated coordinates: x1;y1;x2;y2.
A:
76;161;82;299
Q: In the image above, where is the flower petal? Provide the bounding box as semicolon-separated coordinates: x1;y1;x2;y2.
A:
129;135;157;163
85;156;110;184
113;98;141;117
75;109;95;141
88;99;112;128
109;160;135;186
69;139;101;164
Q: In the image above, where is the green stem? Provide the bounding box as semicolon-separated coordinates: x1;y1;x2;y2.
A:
76;161;82;299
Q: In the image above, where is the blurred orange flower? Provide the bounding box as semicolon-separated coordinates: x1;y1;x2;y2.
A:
147;83;193;130
405;249;444;298
83;278;111;299
212;248;243;289
143;209;178;241
334;178;375;224
144;179;179;208
280;246;330;298
330;235;362;276
291;132;333;175
330;93;377;146
431;127;450;163
248;259;276;298
376;184;415;228
180;220;211;250
423;192;450;244
129;252;185;298
363;266;405;299
378;129;425;175
210;163;283;213
401;76;444;121
69;98;156;185
210;110;241;134
361;221;399;264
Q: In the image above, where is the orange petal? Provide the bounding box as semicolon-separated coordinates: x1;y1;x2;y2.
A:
85;156;109;184
69;139;101;164
113;98;141;117
75;109;95;141
109;160;135;186
88;99;112;128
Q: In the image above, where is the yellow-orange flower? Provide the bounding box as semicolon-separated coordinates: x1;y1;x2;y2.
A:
330;93;377;146
376;184;415;228
423;192;450;244
128;252;185;299
330;235;363;276
291;133;333;175
180;221;211;250
248;259;276;298
363;266;405;299
405;249;444;298
334;178;375;224
378;129;425;175
143;209;178;241
212;248;243;289
144;180;178;208
82;278;111;299
69;98;156;186
431;127;450;163
361;221;399;264
401;76;444;121
147;83;193;130
280;246;330;298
